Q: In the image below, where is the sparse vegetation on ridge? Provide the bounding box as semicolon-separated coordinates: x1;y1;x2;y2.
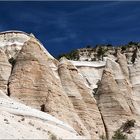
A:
96;46;108;60
57;41;140;62
57;49;79;60
131;47;138;64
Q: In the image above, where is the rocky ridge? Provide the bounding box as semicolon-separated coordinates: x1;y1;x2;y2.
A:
0;30;140;139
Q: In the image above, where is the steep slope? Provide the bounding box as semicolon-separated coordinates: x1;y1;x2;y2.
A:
70;52;140;139
97;68;133;139
0;90;85;139
0;31;54;60
129;50;140;115
106;58;138;114
58;58;105;139
8;38;89;137
0;49;11;94
117;51;130;80
96;55;140;139
0;30;140;139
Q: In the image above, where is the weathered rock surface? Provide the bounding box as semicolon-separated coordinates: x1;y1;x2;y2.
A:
117;51;129;80
0;31;54;60
0;31;140;139
129;53;140;115
70;60;105;91
0;90;85;140
58;58;105;139
66;59;105;136
0;49;11;94
97;68;133;139
106;58;138;115
8;38;89;137
4;44;23;59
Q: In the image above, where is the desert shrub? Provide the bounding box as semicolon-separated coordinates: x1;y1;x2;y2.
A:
57;50;79;60
97;47;108;60
86;45;92;48
91;58;96;61
121;46;127;51
107;44;112;47
112;129;127;140
121;119;135;132
131;48;137;64
128;41;138;46
112;119;135;140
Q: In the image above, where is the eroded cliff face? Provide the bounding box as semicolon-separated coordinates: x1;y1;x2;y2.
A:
68;49;140;139
0;49;11;94
129;50;140;115
58;58;105;139
8;38;90;138
0;31;140;139
97;68;133;139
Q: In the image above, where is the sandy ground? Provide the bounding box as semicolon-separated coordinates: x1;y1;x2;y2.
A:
0;91;86;139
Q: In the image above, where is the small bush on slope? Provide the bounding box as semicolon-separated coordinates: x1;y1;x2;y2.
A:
112;129;127;140
112;119;136;140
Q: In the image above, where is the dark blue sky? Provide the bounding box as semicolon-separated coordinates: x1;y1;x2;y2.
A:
0;1;140;57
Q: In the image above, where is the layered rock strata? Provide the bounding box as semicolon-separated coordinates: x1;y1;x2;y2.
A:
58;58;105;139
8;38;89;137
97;68;133;139
0;31;140;139
129;53;140;115
0;49;11;94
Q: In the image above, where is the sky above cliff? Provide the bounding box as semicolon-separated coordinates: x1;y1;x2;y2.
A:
0;1;140;57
